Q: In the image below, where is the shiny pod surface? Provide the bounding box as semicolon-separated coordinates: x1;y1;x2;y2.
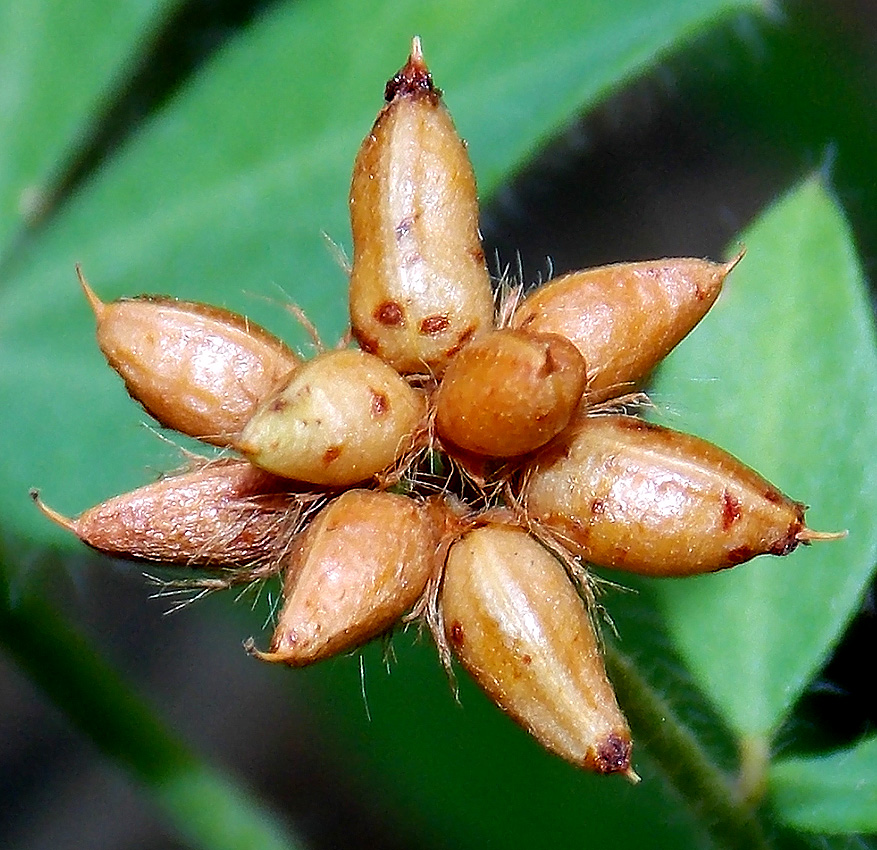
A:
348;40;494;375
524;415;806;576
442;523;632;774
239;349;424;486
253;490;434;666
434;329;587;457
81;271;299;447
511;257;736;401
35;459;300;567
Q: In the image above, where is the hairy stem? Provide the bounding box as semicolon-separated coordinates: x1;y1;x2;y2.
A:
605;642;772;850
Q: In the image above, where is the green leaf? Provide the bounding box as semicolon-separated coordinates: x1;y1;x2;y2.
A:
0;0;180;260
770;736;877;833
0;0;755;559
648;177;877;740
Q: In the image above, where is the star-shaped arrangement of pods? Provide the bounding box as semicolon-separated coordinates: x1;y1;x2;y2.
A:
34;38;841;781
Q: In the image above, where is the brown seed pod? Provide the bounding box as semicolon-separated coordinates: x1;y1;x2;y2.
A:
250;489;435;666
239;348;425;486
32;459;302;568
434;328;587;457
441;523;634;776
511;255;740;401
79;267;300;447
523;414;821;576
348;37;495;375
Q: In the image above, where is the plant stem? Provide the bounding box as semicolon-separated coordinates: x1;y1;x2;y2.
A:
0;575;306;850
604;642;772;850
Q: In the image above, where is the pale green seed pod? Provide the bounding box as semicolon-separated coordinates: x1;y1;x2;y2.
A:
251;490;435;665
434;329;587;457
348;38;495;375
442;523;634;776
239;349;424;486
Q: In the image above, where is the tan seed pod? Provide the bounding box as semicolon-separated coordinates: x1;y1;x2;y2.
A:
250;490;435;666
511;255;741;401
32;459;301;568
79;267;300;447
434;328;587;457
239;348;425;486
523;415;830;576
442;523;634;776
348;37;495;375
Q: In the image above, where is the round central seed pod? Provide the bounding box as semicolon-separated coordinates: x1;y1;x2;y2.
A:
434;328;587;457
442;523;633;775
79;268;299;447
251;490;435;666
239;349;424;486
524;415;809;576
511;256;739;401
348;38;495;375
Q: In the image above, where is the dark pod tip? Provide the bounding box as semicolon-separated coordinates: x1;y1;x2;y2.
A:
384;36;441;102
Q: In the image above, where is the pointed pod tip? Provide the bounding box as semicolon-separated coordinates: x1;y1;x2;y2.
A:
796;527;848;544
410;35;423;63
30;489;78;533
623;766;642;784
723;245;747;275
244;637;289;664
75;264;106;319
385;37;437;102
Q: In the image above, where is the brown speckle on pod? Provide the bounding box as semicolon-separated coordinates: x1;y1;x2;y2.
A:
449;620;464;646
721;490;742;530
322;445;343;466
370;389;390;417
419;315;451;336
444;326;477;360
374;301;406;326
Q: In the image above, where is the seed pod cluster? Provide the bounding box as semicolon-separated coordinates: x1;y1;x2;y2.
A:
37;38;841;779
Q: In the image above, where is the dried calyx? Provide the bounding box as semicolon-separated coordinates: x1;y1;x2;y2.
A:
36;37;843;779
